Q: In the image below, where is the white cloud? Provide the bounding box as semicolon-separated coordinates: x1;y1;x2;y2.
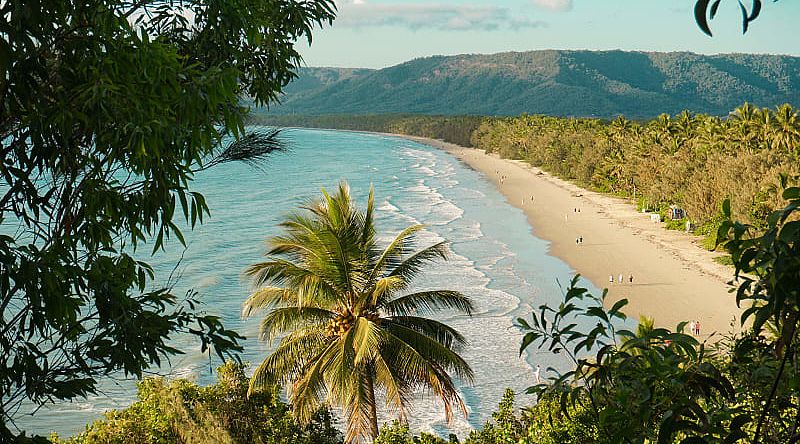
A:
532;0;573;12
333;2;548;31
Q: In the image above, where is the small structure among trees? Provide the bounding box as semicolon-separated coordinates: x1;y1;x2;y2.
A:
667;205;686;220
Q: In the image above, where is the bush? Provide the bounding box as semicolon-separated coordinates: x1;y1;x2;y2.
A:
463;389;600;444
52;362;342;444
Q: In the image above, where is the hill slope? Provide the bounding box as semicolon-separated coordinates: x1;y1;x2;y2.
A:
264;50;800;118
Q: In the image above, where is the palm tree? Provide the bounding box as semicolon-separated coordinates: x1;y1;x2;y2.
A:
770;103;800;154
242;182;475;443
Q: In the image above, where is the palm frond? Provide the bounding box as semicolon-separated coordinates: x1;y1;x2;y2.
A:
242;287;295;318
202;129;286;171
379;323;473;421
386;241;449;283
365;275;405;307
367;224;426;283
361;185;376;247
373;354;413;420
387;315;468;350
381;290;474;316
259;306;336;343
342;366;376;444
382;321;474;383
244;258;315;287
351;317;382;365
291;339;341;423
248;329;329;393
245;259;340;306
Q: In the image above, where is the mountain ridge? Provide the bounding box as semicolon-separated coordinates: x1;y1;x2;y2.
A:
262;49;800;118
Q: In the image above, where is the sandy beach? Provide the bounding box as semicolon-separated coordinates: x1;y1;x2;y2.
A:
401;135;741;337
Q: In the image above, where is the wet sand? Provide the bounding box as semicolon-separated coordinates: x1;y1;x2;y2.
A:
403;135;741;337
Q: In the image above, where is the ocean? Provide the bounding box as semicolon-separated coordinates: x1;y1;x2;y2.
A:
22;128;594;438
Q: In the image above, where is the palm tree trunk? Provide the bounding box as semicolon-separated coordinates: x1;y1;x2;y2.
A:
366;372;379;441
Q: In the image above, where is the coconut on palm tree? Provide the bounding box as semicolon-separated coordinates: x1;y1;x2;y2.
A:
242;182;474;443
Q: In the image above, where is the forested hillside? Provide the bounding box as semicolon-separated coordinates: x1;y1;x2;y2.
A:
264;50;800;118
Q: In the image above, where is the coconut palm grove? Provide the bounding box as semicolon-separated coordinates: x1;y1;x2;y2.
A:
3;0;800;443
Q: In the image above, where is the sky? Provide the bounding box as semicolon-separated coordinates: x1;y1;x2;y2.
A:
298;0;800;68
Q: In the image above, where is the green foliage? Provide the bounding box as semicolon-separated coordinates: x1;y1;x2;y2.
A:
664;218;687;231
243;182;474;443
462;389;600;444
51;361;342;444
521;393;601;444
256;52;800;118
0;0;334;437
712;255;734;266
464;389;525;444
375;422;455;444
515;185;800;442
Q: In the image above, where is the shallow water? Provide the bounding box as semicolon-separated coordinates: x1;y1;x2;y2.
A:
21;129;597;438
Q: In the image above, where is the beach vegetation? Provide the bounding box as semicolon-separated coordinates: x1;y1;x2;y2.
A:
51;361;342;444
242;182;474;443
374;421;455;444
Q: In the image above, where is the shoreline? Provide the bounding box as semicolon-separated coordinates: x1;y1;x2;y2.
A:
394;134;741;337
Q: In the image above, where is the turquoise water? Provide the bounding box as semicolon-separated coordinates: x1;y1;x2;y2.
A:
23;129;593;438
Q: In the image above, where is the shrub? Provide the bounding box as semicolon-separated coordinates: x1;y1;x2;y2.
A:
52;362;342;444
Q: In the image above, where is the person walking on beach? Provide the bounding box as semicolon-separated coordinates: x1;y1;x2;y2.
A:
688;320;697;335
533;364;541;384
618;274;623;283
609;275;614;284
629;274;633;283
579;236;583;244
695;320;701;335
576;237;580;245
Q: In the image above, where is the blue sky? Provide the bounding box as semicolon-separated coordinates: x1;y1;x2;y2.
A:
299;0;799;68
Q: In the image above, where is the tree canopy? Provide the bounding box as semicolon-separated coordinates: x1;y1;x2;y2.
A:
0;0;335;438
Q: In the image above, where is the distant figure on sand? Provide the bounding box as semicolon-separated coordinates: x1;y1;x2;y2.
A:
533;364;541;384
579;236;583;243
629;274;633;283
695;320;701;335
689;320;697;335
618;274;623;283
609;275;614;284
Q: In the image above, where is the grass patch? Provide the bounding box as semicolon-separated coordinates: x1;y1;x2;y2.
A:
713;255;734;266
664;218;687;231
